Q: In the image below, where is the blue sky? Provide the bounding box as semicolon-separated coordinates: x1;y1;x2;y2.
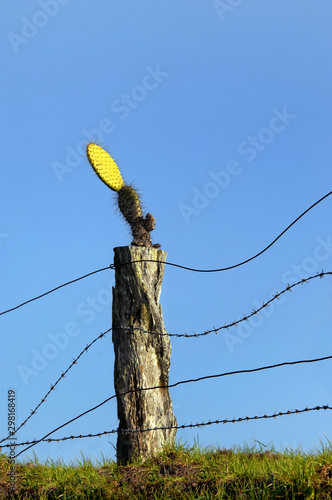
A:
1;0;332;465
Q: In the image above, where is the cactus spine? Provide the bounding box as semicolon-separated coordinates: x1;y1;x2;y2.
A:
86;143;159;248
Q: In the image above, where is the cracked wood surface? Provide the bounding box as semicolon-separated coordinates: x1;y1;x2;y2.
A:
112;246;177;465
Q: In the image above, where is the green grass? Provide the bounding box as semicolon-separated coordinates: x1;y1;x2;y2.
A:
1;441;332;499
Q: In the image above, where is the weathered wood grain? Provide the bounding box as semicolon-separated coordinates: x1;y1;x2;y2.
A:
112;246;177;465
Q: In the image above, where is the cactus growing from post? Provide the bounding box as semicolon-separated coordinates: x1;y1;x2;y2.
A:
86;143;159;248
86;142;176;464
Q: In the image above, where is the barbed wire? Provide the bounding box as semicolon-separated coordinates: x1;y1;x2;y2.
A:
2;271;330;447
1;190;331;317
0;192;330;460
1;269;330;339
8;354;332;458
5;404;331;457
0;329;111;446
113;271;330;338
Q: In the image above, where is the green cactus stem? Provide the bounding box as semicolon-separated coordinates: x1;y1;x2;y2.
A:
117;185;142;224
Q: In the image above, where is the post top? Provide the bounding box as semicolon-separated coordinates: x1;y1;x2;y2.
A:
113;245;167;265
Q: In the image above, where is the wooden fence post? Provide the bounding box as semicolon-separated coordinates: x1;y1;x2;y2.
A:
112;245;177;465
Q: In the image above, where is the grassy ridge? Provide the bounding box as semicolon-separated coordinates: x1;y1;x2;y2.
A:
0;442;331;499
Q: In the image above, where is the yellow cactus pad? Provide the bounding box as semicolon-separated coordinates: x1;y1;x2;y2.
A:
86;143;124;192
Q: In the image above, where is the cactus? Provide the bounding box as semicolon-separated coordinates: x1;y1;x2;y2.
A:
86;143;159;248
87;143;124;192
118;185;142;223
